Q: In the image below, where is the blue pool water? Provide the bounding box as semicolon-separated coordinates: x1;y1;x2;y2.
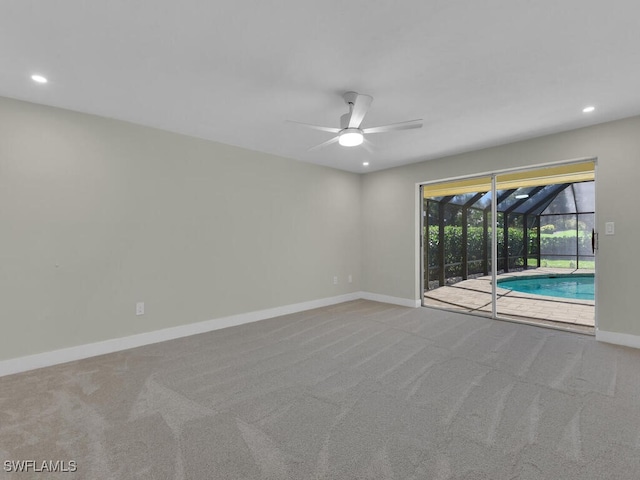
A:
498;275;594;301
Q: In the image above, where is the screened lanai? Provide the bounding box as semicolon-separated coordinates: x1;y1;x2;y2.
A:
424;180;595;290
422;161;596;331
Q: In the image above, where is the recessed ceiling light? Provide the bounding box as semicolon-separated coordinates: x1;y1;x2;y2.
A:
515;194;529;199
363;162;369;166
582;106;595;113
31;74;48;84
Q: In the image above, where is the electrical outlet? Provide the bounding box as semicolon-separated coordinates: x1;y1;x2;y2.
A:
333;276;338;285
136;302;145;316
348;274;353;283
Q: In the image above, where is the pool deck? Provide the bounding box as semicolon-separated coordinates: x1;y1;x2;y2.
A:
424;268;595;332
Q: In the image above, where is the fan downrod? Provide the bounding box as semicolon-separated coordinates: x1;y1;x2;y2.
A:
343;91;359;106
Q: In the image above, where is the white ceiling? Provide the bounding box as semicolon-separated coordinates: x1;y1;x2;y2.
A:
3;1;640;173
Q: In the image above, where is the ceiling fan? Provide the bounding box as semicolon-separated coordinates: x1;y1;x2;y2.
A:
289;92;423;151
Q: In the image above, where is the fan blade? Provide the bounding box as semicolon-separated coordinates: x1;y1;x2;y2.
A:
286;120;341;134
362;139;374;154
362;119;423;134
348;94;373;128
308;136;339;151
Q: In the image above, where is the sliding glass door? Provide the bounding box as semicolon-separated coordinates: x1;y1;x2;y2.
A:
421;161;596;331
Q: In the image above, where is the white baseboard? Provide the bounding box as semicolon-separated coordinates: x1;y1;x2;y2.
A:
0;292;361;378
596;329;640;349
359;291;421;308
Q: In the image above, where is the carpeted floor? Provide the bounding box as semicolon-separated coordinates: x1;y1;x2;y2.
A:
1;300;640;479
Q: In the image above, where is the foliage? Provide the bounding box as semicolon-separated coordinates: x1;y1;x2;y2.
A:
426;225;592;279
541;229;590;238
539;233;591;255
542;217;589;231
426;225;536;278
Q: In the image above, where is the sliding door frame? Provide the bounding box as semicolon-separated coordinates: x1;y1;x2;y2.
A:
417;156;598;333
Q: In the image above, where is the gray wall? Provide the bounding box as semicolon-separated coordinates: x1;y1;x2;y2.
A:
3;95;639;362
362;115;640;337
0;97;362;361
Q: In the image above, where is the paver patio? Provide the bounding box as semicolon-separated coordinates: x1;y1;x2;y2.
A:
424;268;595;332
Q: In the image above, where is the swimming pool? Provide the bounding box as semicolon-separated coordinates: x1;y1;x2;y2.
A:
497;274;594;301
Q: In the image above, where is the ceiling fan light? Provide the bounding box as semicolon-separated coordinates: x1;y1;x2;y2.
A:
338;129;364;147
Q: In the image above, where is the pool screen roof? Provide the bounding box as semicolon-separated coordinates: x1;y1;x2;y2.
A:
424;162;595;216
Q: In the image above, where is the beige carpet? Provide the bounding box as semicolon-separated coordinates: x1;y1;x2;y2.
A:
1;300;639;479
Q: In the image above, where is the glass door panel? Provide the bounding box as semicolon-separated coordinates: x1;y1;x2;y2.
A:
422;176;493;317
495;164;595;328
